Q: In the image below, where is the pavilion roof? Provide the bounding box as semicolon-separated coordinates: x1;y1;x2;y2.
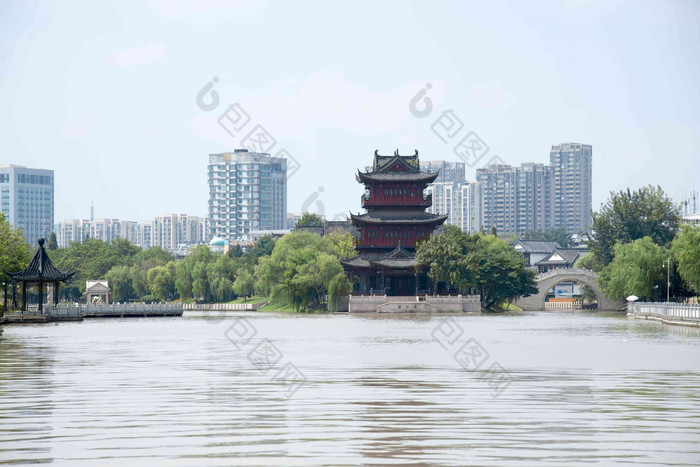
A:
534;248;583;267
350;211;448;226
5;238;74;282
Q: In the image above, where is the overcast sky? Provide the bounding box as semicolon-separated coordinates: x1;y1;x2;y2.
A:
1;0;698;223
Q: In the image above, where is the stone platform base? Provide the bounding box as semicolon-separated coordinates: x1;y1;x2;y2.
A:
346;295;481;313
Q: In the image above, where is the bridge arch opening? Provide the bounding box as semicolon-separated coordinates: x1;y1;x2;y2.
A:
543;277;602;310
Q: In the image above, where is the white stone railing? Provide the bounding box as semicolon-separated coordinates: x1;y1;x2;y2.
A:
183;302;267;311
43;303;183;317
628;302;700;321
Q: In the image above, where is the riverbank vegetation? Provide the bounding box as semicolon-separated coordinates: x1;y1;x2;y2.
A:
575;185;698;302
415;225;537;310
8;229;355;312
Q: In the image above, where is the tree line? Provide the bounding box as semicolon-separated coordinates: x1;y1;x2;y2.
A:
575;185;699;302
415;225;537;309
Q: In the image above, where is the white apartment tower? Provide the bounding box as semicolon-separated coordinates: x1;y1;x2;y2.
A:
208;150;287;241
0;165;54;243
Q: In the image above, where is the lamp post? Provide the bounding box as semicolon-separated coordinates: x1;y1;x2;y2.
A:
663;258;671;303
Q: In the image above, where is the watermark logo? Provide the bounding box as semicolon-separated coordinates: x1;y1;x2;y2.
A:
196;76;220;111
241;124;277;153
225;317;307;398
408;82;434;118
217;103;251;138
196;77;300;181
454;131;490;167
432;318;513;398
301;186;326;216
410;84;494;168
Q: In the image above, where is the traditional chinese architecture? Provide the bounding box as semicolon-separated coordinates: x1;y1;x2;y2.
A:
341;149;448;296
5;238;74;312
86;280;110;305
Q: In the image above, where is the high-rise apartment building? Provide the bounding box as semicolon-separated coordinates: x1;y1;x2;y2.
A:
550;143;592;233
422;160;483;233
425;181;483;233
477;164;518;235
0;165;54;244
476;163;555;236
57;215;204;250
208;150;287;241
516;162;554;234
421;160;466;184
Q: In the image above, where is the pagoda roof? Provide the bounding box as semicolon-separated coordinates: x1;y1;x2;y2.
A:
341;244;418;270
340;255;373;269
350;211;448;226
355;149;439;184
5;238;74;282
370;244;417;269
373;149;419;171
356;170;439;184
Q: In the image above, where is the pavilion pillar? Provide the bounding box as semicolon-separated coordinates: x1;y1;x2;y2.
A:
3;281;7;311
54;282;60;306
21;282;27;312
38;280;44;313
380;271;385;295
12;282;17;309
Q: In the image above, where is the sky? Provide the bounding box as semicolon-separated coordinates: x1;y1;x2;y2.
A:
1;0;699;223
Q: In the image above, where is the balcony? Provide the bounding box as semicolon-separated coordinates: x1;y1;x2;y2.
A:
361;193;432;208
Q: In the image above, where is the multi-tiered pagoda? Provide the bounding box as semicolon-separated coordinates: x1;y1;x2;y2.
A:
341;150;447;296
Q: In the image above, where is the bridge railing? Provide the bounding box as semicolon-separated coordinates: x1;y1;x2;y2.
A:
536;268;598;282
628;302;700;321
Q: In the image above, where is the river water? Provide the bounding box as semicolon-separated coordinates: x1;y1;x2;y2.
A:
1;311;699;466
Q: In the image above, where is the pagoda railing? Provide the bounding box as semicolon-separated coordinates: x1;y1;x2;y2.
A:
361;193;432;208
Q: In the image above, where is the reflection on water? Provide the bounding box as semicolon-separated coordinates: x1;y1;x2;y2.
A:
1;312;699;466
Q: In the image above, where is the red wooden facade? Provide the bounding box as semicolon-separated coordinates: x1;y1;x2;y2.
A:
341;150;448;296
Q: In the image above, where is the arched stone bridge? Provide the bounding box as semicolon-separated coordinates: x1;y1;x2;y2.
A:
515;268;625;311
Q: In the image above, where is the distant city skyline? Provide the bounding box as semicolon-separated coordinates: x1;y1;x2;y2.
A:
1;1;698;223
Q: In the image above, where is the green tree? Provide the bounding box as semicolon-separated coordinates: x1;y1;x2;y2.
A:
590;185;681;264
326;230;358;260
130;246;174;298
521;227;574;248
49;238;131;298
296;213;323;227
233;270;255;300
597;237;665;301
254;231;346;311
671;224;700;293
184;245;216;301
147;262;176;301
175;259;194;301
0;213;32;282
467;234;537;309
208;254;236;302
327;270;352;311
416;226;537;309
112;237;140;258
105;265;136;302
248;236;276;259
47;231;58;250
574;252;605;273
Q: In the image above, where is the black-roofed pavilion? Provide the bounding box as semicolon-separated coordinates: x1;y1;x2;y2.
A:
5;238;74;312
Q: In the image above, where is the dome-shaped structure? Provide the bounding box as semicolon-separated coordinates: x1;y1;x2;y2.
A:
209;237;226;246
